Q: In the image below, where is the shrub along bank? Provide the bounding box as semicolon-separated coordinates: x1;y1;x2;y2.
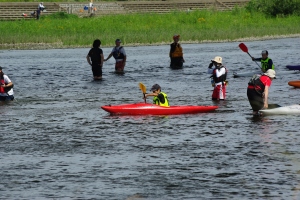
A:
0;8;299;49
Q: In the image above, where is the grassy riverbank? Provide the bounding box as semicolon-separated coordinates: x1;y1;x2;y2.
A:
1;9;300;49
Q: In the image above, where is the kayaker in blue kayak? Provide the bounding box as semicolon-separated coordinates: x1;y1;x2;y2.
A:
144;84;169;107
251;50;275;73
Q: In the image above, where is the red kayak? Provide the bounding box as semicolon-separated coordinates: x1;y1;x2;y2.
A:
101;102;218;115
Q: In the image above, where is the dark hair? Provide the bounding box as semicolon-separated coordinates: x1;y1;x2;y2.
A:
93;39;101;48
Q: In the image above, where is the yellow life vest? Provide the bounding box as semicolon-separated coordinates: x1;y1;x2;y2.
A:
261;57;275;72
153;92;169;107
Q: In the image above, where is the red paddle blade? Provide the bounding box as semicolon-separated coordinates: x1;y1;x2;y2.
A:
239;43;248;53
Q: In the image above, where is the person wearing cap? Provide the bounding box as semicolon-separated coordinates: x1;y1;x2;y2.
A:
38;2;45;11
86;39;104;80
144;84;169;107
251;50;275;73
104;39;127;73
247;69;276;115
208;56;228;100
0;66;14;101
169;35;185;68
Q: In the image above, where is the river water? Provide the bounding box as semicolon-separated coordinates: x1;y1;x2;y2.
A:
1;38;300;199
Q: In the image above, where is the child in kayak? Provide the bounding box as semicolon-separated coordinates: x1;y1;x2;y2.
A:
144;84;169;107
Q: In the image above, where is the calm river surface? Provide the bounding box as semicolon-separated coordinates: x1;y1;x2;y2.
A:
1;38;300;199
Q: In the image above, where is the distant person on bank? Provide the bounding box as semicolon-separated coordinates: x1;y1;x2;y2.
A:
38;2;45;11
104;39;127;73
169;34;185;68
86;39;104;80
251;50;275;73
0;66;14;101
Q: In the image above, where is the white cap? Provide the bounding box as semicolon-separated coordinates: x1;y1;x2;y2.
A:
211;56;222;64
264;69;276;79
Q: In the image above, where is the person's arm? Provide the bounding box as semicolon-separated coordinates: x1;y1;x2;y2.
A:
104;52;113;61
2;81;13;88
157;93;165;103
86;54;92;66
100;53;104;66
268;59;273;70
170;43;175;58
263;86;269;109
123;55;126;66
251;57;261;62
1;76;13;88
145;92;157;98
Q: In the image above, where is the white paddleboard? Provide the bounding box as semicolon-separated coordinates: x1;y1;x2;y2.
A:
260;104;300;115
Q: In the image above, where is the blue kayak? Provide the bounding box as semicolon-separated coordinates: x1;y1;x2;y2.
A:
286;65;300;70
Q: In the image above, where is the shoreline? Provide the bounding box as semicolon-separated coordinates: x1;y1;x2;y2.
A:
1;34;299;50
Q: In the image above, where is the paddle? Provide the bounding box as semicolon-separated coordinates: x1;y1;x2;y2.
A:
139;82;146;103
238;43;261;69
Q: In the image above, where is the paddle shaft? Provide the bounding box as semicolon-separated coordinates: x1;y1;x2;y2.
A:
239;43;262;69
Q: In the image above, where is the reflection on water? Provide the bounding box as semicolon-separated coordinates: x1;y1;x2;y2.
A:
0;38;300;199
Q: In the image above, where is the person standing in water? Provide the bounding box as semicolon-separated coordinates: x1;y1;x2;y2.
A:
169;34;185;68
104;39;127;74
247;69;276;115
86;39;104;80
0;66;14;101
208;56;228;100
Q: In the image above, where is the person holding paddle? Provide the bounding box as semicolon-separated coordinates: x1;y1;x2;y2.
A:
208;56;228;101
104;39;127;74
169;35;185;68
144;84;169;107
86;39;104;80
247;69;276;115
251;50;275;73
0;66;14;101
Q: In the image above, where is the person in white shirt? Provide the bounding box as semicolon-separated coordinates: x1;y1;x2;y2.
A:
0;66;14;101
38;2;45;11
207;56;228;100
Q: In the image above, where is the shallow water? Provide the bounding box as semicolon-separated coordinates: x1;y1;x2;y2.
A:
1;38;300;199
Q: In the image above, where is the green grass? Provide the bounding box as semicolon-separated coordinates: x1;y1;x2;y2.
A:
0;9;300;49
0;0;114;2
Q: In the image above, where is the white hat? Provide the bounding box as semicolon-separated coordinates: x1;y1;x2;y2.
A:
211;56;222;64
264;69;276;79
